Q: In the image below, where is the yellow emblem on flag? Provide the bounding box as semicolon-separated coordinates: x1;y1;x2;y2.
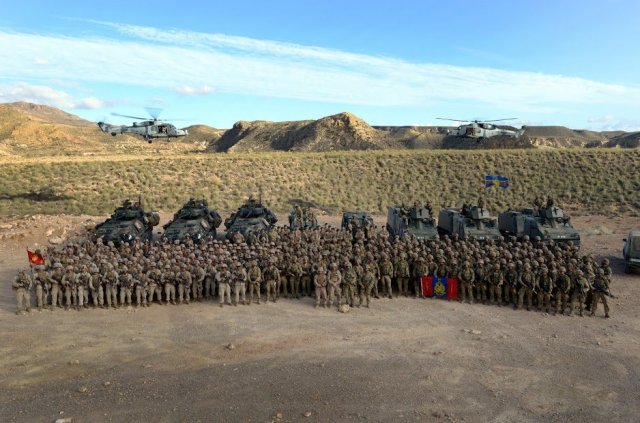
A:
434;280;446;297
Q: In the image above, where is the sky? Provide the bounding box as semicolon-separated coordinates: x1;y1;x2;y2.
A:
0;0;639;130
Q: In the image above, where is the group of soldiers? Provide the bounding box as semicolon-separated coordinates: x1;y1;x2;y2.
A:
12;225;613;318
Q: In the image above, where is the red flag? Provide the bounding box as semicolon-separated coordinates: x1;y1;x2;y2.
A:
27;249;44;266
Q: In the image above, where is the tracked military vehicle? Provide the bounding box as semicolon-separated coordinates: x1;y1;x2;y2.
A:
288;206;318;230
387;204;437;240
162;198;222;242
225;197;278;239
94;199;159;245
341;211;374;230
437;205;501;241
498;205;580;245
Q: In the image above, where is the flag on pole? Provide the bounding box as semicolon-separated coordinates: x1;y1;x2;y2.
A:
485;175;509;189
421;276;458;300
27;249;44;266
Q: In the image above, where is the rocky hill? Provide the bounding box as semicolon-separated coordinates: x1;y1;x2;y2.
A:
1;103;637;155
207;113;638;152
0;102;219;156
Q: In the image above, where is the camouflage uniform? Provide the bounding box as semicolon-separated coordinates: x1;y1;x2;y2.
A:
380;257;394;299
233;262;248;306
263;263;280;303
327;263;342;308
488;264;503;304
216;264;233;307
395;254;410;297
12;270;31;314
555;267;571;315
570;271;591;316
590;269;611;318
248;260;263;304
537;269;554;313
314;266;328;308
61;268;76;310
517;264;536;310
342;262;357;307
457;261;475;303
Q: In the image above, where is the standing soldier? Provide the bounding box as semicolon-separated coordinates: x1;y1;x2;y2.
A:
488;264;503;305
61;266;76;311
12;270;32;314
177;264;187;304
571;270;591;316
76;265;91;310
263;260;280;303
300;256;311;297
475;260;488;303
590;268;611;318
233;261;248;306
105;264;120;309
504;263;520;308
380;255;394;299
314;266;328;308
216;263;232;307
327;263;343;309
289;258;303;299
555;266;571;315
145;263;159;306
342;261;358;307
412;257;428;298
89;265;103;308
537;268;554;313
517;263;536;311
120;271;134;307
247;259;263;305
396;253;410;297
361;261;377;308
50;262;64;310
135;269;148;307
164;264;177;305
33;267;48;311
204;259;217;299
457;261;475;303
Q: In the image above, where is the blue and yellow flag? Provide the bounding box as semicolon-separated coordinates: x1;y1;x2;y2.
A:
485;175;509;189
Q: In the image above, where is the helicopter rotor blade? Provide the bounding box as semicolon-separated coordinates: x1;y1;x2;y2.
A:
145;107;163;120
436;117;469;122
482;118;518;122
111;112;149;120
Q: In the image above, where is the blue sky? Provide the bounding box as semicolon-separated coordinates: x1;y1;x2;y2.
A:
1;0;639;130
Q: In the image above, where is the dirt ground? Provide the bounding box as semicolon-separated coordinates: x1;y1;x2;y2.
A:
0;214;639;423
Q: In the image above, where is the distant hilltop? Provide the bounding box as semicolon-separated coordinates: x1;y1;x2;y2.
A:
0;102;637;156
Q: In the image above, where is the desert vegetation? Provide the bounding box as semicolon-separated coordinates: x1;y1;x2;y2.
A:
0;149;637;216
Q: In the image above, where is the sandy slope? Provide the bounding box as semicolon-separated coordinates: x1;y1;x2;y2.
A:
0;215;639;423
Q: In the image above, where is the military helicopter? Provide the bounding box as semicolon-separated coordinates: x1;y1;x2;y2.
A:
97;108;188;143
437;118;526;141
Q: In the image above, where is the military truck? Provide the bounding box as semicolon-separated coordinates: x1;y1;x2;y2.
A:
288;206;318;230
225;196;278;239
94;199;159;245
623;230;640;274
437;205;501;241
162;198;222;242
498;205;580;245
386;204;437;240
341;211;374;230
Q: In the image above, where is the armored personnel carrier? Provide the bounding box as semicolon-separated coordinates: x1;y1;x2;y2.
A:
341;211;374;230
162;198;222;242
94;199;159;245
387;204;437;240
225;196;278;239
288;205;318;230
437;205;501;241
498;205;580;245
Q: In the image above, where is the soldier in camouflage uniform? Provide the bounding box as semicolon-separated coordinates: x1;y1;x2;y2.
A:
33;267;48;311
342;261;358;307
570;270;591;316
488;263;503;305
327;262;342;308
216;263;232;307
590;268;611;318
233;261;248;306
247;259;262;305
380;255;394;299
537;268;554;313
555;266;571;315
395;253;410;297
457;260;475;303
314;265;328;308
12;270;32;314
263;260;280;303
517;263;536;310
61;266;75;310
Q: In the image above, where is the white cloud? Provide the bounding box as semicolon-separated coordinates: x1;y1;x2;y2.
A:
33;58;49;65
174;84;214;96
0;23;639;113
587;115;640;131
0;82;106;109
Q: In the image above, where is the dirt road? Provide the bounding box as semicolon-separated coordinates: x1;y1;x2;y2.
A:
0;215;639;422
